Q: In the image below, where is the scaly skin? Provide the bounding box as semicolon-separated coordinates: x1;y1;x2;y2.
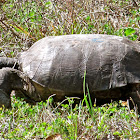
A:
0;57;18;69
0;68;24;108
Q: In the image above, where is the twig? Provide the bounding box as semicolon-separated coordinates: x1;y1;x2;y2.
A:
0;20;22;39
52;96;80;113
132;0;139;8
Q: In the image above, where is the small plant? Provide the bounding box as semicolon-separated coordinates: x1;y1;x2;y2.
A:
1;95;139;139
82;71;95;121
124;27;137;41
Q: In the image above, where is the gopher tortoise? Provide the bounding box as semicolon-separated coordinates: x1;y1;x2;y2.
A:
0;34;140;112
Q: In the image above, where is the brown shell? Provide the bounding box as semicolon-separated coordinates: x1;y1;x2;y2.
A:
18;34;140;93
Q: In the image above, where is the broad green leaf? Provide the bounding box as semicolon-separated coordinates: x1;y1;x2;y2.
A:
124;28;136;36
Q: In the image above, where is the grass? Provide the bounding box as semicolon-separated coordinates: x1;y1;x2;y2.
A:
0;96;139;139
0;0;139;57
0;0;140;139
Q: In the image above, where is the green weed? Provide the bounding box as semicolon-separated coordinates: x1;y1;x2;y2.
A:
0;96;139;139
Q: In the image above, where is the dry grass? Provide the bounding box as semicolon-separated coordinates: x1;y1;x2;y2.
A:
0;0;139;57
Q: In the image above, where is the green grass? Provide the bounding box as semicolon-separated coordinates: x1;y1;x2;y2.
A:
0;0;140;139
0;96;139;139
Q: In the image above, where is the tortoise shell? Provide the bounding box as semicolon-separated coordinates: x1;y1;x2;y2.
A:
19;34;140;94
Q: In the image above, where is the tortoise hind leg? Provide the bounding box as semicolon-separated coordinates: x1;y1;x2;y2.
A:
128;84;140;114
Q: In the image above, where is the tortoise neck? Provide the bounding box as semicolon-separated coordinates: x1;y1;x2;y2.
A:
0;57;18;69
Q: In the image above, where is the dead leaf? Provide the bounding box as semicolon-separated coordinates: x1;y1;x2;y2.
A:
121;101;128;107
46;134;63;140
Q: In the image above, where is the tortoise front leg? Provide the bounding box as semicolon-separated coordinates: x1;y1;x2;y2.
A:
0;89;11;108
0;67;37;107
0;68;24;108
